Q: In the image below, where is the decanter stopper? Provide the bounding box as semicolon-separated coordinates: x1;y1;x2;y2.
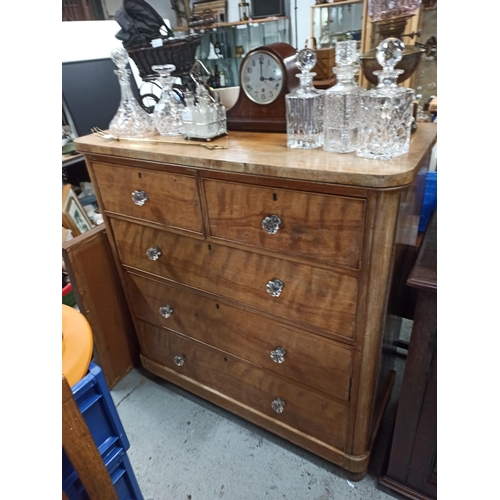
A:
376;37;404;68
336;40;358;66
373;37;405;86
296;48;317;74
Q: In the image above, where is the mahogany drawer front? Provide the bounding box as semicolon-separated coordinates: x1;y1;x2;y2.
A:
136;320;349;450
126;273;354;401
111;218;358;339
91;161;203;233
204;179;365;270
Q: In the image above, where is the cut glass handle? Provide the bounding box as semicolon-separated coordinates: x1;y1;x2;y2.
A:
267;279;284;297
271;397;286;413
132;190;148;206
159;305;173;318
262;215;281;234
173;355;185;367
146;246;162;261
270;347;286;364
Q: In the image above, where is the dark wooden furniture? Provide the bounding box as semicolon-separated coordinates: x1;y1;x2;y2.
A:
75;125;437;479
379;210;437;500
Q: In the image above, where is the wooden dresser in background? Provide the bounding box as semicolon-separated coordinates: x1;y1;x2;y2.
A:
380;210;437;499
75;125;437;478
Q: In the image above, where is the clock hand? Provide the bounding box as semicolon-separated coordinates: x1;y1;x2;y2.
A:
260;57;264;81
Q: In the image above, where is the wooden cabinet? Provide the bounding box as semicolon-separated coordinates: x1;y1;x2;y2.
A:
379;210;437;499
75;125;437;478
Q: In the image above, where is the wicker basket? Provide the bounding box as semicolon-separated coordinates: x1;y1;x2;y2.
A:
126;33;202;82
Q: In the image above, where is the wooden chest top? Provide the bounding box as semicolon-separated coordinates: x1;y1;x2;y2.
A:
75;125;437;189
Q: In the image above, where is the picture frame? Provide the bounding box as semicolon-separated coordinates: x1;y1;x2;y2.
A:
62;184;93;237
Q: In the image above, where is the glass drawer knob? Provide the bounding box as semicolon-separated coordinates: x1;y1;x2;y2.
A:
146;246;162;261
262;215;281;234
271;397;286;414
270;347;286;364
159;305;173;318
267;279;284;297
132;190;148;206
173;355;185;367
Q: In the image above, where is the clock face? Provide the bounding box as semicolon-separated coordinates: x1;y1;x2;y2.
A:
240;51;285;105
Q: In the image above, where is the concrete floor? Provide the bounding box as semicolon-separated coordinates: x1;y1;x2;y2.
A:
110;319;412;500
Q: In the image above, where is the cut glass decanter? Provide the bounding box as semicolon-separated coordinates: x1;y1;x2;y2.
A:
323;40;365;153
285;49;324;149
152;64;185;136
356;38;415;161
108;47;155;138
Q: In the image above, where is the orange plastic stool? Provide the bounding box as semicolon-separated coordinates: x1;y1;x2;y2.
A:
62;305;93;387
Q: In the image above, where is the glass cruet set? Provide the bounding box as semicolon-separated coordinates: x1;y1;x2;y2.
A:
285;37;415;160
108;47;227;141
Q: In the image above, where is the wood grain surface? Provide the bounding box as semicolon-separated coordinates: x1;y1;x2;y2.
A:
75;124;437;188
62;225;139;388
125;272;354;401
91;161;204;234
110;218;359;339
203;178;365;270
136;321;349;450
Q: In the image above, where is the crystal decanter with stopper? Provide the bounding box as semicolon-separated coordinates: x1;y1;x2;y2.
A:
285;48;324;149
108;47;155;138
323;40;365;153
152;64;185;136
357;38;415;160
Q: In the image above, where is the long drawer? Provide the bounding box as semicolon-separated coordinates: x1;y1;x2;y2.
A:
91;161;204;234
204;179;366;270
136;320;349;450
125;272;353;401
110;218;358;339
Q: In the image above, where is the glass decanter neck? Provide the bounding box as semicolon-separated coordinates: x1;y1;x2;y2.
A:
333;65;356;83
297;72;315;89
373;68;403;88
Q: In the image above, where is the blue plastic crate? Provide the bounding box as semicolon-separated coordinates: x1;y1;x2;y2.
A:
63;446;143;500
419;171;437;233
62;363;142;500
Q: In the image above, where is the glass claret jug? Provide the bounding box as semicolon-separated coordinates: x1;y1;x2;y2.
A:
357;38;415;160
285;48;324;149
109;47;155;138
323;40;365;153
152;64;185;136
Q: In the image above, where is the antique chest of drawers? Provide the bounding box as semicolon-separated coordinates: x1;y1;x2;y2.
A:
75;125;437;478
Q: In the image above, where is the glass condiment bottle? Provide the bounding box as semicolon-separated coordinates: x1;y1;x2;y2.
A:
108;47;155;138
323;40;365;153
151;64;185;136
357;38;415;160
285;48;324;149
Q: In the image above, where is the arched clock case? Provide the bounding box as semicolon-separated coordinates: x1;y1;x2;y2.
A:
227;42;300;133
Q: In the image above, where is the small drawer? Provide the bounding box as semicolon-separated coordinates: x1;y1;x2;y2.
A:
91;161;204;234
136;320;349;450
111;218;358;339
204;179;365;269
126;273;354;401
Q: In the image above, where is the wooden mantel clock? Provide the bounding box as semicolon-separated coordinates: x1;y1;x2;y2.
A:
227;42;300;132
